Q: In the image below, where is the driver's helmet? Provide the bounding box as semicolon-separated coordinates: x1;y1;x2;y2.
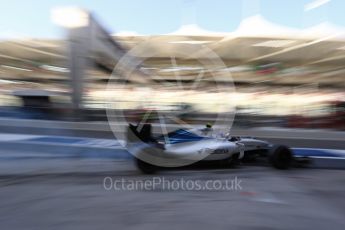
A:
206;123;212;129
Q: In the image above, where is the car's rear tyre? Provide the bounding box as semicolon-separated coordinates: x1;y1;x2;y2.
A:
136;158;158;174
269;145;293;169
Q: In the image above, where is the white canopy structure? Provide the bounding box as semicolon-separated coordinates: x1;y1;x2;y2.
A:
168;24;229;37
230;15;300;38
1;13;345;97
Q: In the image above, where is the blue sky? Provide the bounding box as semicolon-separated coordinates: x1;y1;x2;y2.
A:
0;0;344;38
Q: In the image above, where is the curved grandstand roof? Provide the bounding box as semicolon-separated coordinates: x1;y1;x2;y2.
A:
1;15;345;87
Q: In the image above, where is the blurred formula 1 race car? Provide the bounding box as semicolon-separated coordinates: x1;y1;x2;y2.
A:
127;123;304;174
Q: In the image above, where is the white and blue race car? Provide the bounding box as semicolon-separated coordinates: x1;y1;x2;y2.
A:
126;124;298;174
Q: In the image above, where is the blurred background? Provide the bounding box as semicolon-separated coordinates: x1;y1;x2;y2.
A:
0;1;345;230
0;0;344;129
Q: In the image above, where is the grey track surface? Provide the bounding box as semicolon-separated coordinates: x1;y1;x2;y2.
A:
0;119;344;229
0;156;345;230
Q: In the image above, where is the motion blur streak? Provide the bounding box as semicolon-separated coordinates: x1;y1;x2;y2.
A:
0;1;345;230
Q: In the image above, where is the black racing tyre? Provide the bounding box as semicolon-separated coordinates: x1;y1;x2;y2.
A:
136;158;158;174
269;145;293;169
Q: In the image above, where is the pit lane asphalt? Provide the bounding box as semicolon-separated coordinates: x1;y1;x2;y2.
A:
0;156;344;230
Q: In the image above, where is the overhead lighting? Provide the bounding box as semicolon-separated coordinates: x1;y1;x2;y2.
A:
140;67;158;70
41;64;69;73
1;65;32;72
160;66;204;72
253;40;295;48
51;7;89;28
218;66;252;72
0;79;16;84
